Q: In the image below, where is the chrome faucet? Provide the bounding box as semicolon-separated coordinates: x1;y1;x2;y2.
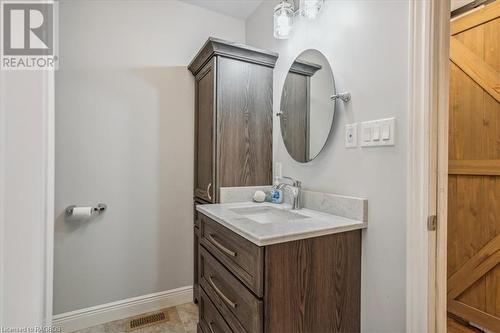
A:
274;176;302;210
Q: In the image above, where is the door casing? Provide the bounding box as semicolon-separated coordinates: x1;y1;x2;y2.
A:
407;1;450;332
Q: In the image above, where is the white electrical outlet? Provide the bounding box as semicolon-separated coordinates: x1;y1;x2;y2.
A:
360;118;395;147
345;123;358;148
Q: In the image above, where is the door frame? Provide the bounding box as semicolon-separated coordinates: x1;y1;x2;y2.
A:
44;69;56;326
407;0;449;332
0;69;54;327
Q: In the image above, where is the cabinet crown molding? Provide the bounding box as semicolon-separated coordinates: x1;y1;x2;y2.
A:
188;37;279;75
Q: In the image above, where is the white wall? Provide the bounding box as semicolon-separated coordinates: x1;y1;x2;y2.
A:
246;1;409;332
0;70;53;327
54;0;245;314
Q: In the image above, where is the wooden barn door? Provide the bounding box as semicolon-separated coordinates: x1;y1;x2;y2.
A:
447;2;500;332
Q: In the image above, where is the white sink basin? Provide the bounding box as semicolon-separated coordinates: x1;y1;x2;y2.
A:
230;206;308;224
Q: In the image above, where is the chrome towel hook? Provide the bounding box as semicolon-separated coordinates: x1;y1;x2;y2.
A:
330;92;351;103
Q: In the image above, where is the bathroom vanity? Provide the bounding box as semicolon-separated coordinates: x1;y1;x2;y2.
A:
196;195;367;333
190;40;364;332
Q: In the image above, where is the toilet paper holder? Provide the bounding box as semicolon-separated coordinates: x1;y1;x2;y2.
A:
65;203;107;216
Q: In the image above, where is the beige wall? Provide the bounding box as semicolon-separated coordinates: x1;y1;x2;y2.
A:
54;0;245;314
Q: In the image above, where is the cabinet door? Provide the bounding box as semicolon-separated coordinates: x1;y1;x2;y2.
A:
193;225;199;303
194;59;216;203
193;198;208;304
216;57;273;187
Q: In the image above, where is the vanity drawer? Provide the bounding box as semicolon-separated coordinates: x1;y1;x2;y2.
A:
199;288;232;333
199;245;263;333
199;214;264;296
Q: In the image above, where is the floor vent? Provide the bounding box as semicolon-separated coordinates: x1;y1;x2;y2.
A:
126;311;169;331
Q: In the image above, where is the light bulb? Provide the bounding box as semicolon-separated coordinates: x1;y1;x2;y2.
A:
300;0;324;19
273;1;294;39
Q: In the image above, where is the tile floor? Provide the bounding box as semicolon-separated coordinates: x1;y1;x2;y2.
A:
72;303;198;333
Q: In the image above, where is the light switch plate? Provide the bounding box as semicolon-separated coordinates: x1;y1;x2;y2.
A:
274;162;282;178
345;123;358;148
373;125;381;141
382;123;390;140
360;118;395;147
363;125;371;142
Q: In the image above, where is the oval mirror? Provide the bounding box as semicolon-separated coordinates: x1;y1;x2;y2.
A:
279;49;335;163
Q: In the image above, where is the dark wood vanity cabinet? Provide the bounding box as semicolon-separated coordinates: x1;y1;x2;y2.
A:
193;199;206;304
189;38;278;303
189;38;277;203
197;213;361;333
194;59;216;203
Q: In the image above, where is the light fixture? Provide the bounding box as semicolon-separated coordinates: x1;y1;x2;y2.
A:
273;0;324;39
300;0;324;19
273;1;294;39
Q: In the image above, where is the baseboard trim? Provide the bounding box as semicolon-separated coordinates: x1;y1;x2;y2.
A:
52;286;193;332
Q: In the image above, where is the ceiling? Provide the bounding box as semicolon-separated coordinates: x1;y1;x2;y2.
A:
180;0;265;19
183;0;478;18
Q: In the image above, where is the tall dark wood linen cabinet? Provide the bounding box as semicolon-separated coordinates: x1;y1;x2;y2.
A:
188;38;278;303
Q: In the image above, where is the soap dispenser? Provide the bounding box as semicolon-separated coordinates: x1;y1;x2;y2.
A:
269;177;283;204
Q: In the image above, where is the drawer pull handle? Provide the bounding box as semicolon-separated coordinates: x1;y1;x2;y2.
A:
208;321;216;333
207;183;212;200
209;275;237;308
208;234;236;257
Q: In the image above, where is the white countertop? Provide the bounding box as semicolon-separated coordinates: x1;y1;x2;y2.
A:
196;202;367;246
